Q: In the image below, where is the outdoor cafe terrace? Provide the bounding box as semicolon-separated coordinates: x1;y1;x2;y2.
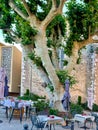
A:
0;96;98;130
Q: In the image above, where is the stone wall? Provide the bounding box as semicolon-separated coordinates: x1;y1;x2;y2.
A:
70;47;88;103
20;46;49;98
21;44;98;104
93;45;98;105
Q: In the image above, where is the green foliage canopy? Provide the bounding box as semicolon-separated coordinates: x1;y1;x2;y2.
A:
0;0;66;46
64;0;98;56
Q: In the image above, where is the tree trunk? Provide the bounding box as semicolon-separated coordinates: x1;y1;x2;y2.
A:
35;36;60;98
66;41;80;73
51;48;59;70
34;30;65;111
21;31;65;111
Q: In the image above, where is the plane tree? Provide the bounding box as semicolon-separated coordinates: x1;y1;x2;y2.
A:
0;0;67;110
0;0;98;110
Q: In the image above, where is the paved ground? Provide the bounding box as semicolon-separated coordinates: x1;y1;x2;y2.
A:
0;105;97;130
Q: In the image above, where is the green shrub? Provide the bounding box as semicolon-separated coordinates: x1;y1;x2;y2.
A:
24;89;30;96
56;70;77;86
77;96;81;105
47;84;54;93
93;104;98;112
28;51;42;67
49;108;59;115
70;103;83;115
18;92;46;101
81;102;89;110
33;100;49;112
81;103;98;112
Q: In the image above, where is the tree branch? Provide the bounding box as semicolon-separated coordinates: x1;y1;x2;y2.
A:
22;0;45;27
21;0;32;16
52;0;56;6
9;0;28;21
79;35;98;49
59;0;66;13
3;28;22;43
41;0;66;28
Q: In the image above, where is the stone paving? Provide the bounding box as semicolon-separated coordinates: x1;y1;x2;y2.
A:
0;105;97;130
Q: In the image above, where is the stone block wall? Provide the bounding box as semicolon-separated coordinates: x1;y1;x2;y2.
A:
20;46;49;98
21;44;98;105
94;51;98;104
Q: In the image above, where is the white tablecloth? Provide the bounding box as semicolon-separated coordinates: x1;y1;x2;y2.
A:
38;115;63;125
1;98;32;108
74;114;94;124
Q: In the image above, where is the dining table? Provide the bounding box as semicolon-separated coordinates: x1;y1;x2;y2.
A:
74;114;94;129
0;97;33;120
38;115;64;130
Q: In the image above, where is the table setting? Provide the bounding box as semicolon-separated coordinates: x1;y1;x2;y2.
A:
74;114;95;129
0;97;34;120
38;115;63;130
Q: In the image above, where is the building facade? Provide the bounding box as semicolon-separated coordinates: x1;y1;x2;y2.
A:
0;43;22;94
